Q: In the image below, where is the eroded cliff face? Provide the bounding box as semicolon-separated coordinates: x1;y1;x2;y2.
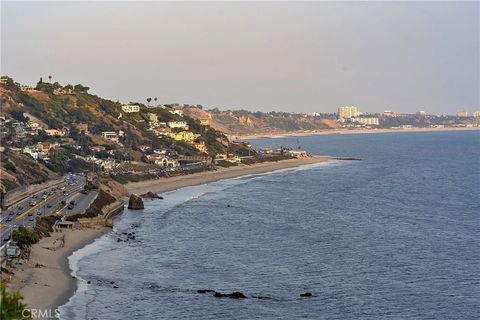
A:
184;106;339;136
68;178;128;224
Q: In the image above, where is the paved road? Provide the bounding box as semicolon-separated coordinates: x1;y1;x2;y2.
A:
0;174;86;247
59;191;98;217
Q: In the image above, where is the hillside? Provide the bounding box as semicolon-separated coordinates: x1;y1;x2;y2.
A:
184;107;339;136
0;77;245;192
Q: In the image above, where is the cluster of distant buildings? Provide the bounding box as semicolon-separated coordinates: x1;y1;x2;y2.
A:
336;105;480;129
337;106;380;127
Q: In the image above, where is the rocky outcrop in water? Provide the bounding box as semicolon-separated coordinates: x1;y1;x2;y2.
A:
213;291;247;299
140;191;163;199
300;292;312;297
128;194;144;209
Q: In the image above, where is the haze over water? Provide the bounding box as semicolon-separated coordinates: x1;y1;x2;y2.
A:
61;130;479;319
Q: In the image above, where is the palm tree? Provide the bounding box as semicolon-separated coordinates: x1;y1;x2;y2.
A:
146;98;152;105
48;75;52;83
154;97;158;105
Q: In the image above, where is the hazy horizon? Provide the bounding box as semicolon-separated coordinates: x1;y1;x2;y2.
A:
1;1;479;115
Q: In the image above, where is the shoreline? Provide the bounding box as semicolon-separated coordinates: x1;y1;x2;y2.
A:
125;156;331;195
8;156;332;315
8;227;108;316
234;126;479;140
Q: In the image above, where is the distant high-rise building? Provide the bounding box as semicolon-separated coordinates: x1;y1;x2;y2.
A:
338;106;361;119
416;111;426;116
456;111;468;117
473;111;480;118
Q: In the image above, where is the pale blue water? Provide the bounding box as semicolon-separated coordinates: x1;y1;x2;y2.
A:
60;130;480;320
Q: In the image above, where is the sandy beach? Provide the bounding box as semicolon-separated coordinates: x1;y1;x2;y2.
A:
126;156;331;195
6;227;108;317
234;126;479;140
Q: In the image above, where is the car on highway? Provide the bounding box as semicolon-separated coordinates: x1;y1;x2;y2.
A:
18;206;24;210
28;213;33;217
42;195;48;200
30;201;37;206
3;235;10;242
6;217;12;222
67;204;74;210
31;194;37;199
16;211;22;216
63;192;69;196
47;204;52;208
9;211;14;215
29;217;34;221
60;186;65;190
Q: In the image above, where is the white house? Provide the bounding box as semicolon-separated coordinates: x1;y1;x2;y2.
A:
154;157;179;168
169;109;184;116
167;121;188;129
102;131;119;142
23;146;40;160
121;105;140;113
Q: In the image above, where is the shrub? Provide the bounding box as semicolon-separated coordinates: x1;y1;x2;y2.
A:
0;282;32;320
12;227;40;247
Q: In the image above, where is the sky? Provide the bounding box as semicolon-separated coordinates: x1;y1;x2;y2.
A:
1;1;479;115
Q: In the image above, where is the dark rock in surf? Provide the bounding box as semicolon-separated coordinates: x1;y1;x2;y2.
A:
213;291;247;299
128;194;144;209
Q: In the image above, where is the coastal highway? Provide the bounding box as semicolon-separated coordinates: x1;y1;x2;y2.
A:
0;174;86;247
58;190;98;217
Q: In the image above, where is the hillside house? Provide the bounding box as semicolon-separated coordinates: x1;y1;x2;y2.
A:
28;122;41;130
76;123;89;134
36;141;58;153
168;131;199;142
102;131;118;141
53;87;74;95
152;127;172;136
121;105;140;113
45;129;67;137
191;141;208;153
167;121;188;130
20;85;38;92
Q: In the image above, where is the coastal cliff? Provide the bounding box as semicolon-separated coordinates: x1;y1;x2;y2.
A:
68;178;128;224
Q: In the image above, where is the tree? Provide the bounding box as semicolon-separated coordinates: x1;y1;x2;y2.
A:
154;97;158;104
146;98;152;105
74;84;89;92
10;110;27;123
0;282;32;320
46;148;70;174
48;75;52;83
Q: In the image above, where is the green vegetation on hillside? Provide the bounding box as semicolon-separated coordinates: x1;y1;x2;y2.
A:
0;282;32;320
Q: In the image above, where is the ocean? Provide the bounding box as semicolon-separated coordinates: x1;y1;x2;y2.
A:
60;130;480;320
